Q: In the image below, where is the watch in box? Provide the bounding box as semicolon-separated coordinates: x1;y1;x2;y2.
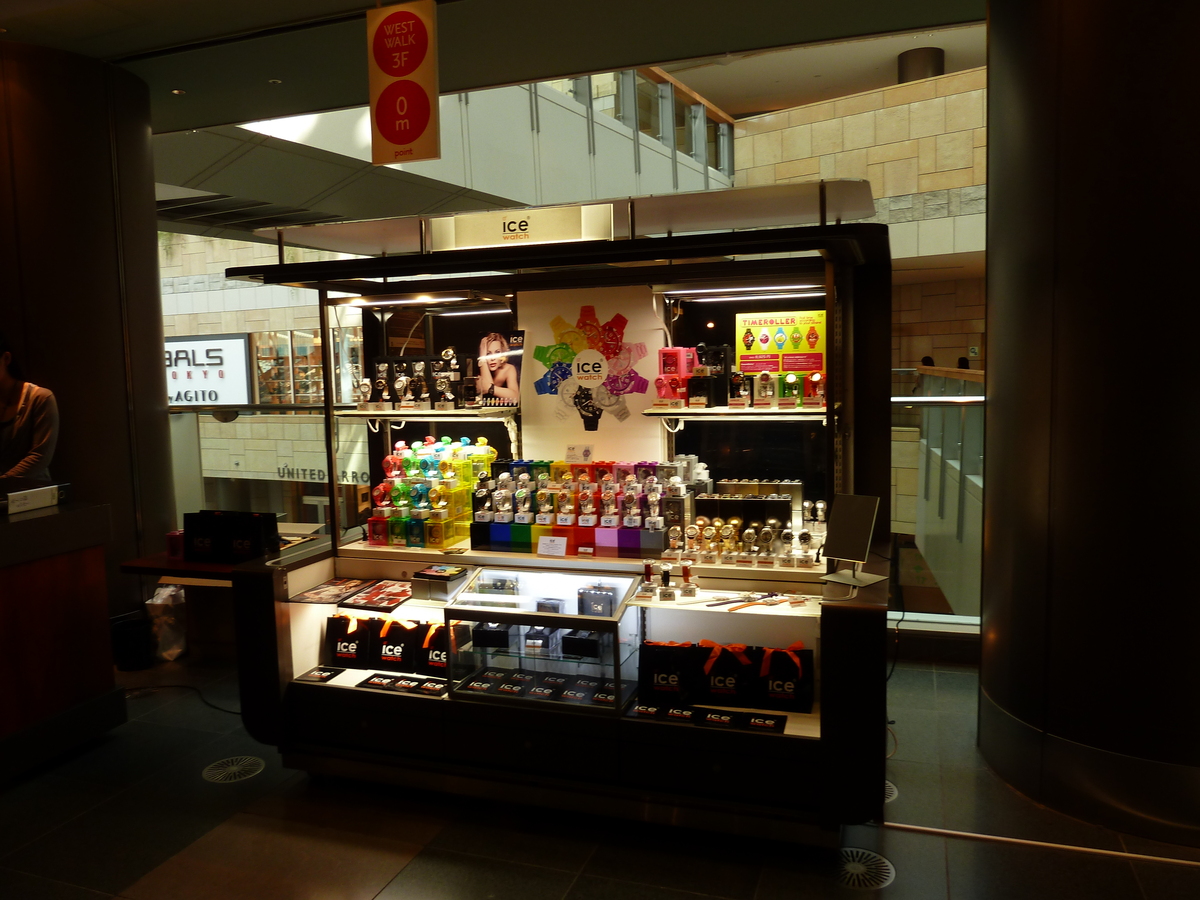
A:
523;626;561;656
577;584;617;617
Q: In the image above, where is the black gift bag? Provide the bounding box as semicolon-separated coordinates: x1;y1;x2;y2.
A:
371;619;423;672
411;622;471;677
694;640;758;706
752;641;815;713
638;641;702;705
324;616;380;669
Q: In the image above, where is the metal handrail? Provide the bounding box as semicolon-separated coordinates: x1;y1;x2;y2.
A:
167;403;356;413
890;397;985;406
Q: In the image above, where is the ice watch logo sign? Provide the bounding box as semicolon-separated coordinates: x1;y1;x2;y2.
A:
502;218;531;241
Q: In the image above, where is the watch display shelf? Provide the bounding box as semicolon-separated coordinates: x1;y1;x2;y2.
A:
641;405;827;421
335;407;517;419
445;566;641;715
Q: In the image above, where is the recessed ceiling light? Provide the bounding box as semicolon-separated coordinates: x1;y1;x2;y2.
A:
268;79;282;85
171;89;186;95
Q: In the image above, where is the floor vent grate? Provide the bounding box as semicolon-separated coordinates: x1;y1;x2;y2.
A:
202;756;265;783
838;847;896;890
884;780;899;803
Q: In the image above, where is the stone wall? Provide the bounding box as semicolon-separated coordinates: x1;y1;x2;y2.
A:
733;67;987;257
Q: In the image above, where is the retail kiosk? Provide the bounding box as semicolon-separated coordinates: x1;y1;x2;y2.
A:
226;182;892;842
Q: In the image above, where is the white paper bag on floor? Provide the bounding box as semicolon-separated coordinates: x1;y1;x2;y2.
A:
146;584;187;661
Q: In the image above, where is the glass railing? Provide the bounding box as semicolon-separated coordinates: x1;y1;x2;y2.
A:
890;367;984;621
168;407;370;538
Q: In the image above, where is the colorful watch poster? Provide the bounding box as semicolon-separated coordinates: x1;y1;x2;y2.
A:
734;310;825;375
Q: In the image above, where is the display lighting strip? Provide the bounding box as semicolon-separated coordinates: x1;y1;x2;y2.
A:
661;284;824;295
338;295;470;307
677;291;827;303
436;309;510;317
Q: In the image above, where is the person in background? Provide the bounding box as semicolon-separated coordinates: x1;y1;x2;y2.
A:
0;332;59;482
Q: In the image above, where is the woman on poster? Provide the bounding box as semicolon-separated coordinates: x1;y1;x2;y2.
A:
477;333;520;402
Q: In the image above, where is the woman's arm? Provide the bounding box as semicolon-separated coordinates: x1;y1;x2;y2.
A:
490;363;520;400
3;391;59;478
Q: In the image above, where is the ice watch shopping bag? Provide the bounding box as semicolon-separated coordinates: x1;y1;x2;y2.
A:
637;641;701;704
370;619;423;673
695;640;757;706
753;641;814;713
324;615;379;669
411;622;470;677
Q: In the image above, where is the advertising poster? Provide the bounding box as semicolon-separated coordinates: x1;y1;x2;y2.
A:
734;310;826;375
474;330;524;403
518;286;665;461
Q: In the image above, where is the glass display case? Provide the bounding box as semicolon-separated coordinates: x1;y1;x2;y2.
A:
445;566;640;713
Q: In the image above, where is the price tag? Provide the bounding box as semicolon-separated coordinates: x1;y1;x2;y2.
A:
565;444;593;463
666;399;685;409
537;536;568;557
752;398;774;409
728;398;748;409
777;397;798;410
434;401;455;411
652;399;671;408
688;397;708;408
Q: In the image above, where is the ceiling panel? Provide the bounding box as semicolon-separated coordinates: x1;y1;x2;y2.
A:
0;0;986;133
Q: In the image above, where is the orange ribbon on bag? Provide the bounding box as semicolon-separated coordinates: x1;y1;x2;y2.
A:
379;619;419;639
760;640;806;678
699;639;751;674
423;623;443;649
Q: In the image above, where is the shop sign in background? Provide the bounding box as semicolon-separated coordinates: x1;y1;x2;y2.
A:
165;335;250;405
519;286;666;462
734;310;825;375
368;0;439;165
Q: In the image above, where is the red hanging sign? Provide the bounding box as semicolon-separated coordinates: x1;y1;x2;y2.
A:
367;0;440;165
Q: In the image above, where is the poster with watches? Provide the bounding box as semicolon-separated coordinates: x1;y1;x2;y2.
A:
734;310;826;378
519;286;666;462
474;331;523;405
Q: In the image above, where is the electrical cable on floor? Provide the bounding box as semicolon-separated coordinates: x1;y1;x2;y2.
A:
125;684;241;715
882;822;1200;869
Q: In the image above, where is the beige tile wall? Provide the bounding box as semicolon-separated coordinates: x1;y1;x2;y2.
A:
892;427;920;532
892;278;986;372
734;67;987;199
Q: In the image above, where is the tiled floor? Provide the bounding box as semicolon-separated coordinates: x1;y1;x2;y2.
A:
2;658;1200;899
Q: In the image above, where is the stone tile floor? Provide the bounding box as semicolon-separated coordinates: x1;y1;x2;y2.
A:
1;657;1197;899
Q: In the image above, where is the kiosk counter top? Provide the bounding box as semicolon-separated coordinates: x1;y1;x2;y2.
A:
0;501;112;569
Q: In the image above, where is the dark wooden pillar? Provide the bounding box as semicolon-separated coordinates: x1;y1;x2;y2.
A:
0;42;173;614
984;1;1200;844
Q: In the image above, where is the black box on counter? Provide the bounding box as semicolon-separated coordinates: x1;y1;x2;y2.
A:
411;565;472;601
562;629;603;658
471;621;513;649
577;584;618;617
183;510;279;563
